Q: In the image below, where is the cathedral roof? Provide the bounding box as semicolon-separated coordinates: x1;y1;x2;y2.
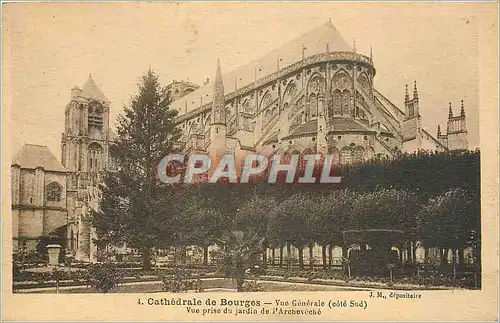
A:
171;20;353;115
282;118;373;140
12;144;67;172
81;74;109;103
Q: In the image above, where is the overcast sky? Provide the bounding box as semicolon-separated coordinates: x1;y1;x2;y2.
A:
4;2;487;160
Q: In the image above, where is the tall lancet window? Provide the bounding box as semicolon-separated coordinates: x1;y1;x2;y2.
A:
333;90;342;115
341;90;351;116
88;142;103;172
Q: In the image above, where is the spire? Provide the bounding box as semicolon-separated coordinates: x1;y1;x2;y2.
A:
352;38;356;52
405;84;410;103
81;73;109;102
370;45;373;61
326;42;330;53
413;80;419;100
211;59;225;125
437;124;441;137
448;102;453;118
460;100;465;117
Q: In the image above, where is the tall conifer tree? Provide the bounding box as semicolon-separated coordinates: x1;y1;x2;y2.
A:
93;69;181;270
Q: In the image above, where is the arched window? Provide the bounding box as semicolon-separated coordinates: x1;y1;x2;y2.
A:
352;147;365;164
88;142;103;172
340;147;352;164
307;93;317;121
46;182;62;202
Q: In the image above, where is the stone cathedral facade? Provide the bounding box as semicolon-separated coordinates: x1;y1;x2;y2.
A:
173;20;468;168
11;20;468;261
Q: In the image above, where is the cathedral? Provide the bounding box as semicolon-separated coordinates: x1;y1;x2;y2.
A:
11;20;468;261
173;20;468;168
12;75;115;261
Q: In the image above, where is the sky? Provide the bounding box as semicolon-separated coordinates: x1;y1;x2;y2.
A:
3;2;488;160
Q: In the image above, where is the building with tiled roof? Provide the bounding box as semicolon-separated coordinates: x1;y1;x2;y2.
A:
175;20;468;166
11;144;68;254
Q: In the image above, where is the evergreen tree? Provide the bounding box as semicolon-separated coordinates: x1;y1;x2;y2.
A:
93;69;181;270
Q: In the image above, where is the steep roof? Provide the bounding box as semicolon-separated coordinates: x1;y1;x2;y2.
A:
171;20;353;115
12;144;67;172
81;74;109;102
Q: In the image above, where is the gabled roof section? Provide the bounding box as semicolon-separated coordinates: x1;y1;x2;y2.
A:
81;74;109;103
12;144;67;172
171;20;353;115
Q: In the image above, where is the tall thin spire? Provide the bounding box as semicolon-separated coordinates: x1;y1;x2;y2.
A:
460;100;465;117
437;124;441;136
405;84;410;103
211;59;225;125
413;80;419;100
353;38;356;52
326;42;330;53
370;45;373;61
448;102;453;119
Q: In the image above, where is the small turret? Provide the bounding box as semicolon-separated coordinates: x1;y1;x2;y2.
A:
460;100;465;117
405;84;410;103
413;80;419;101
437;124;441;137
71;86;82;100
448;102;453;119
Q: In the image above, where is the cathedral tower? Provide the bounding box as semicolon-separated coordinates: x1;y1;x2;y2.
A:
447;100;468;150
403;81;422;145
61;74;111;261
209;60;227;158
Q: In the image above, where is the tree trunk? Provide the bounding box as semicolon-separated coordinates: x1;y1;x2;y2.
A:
342;244;348;274
286;244;292;269
142;246;151;271
399;243;405;265
328;245;333;268
203;246;209;266
412;241;418;264
308;243;314;270
173;246;177;265
271;248;276;266
458;248;465;265
279;246;284;268
262;246;268;269
236;270;245;292
298;247;304;270
424;247;429;263
322;245;327;270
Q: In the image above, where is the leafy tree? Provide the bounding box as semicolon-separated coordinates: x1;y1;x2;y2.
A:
93;69;181;270
274;194;317;270
419;188;478;266
233;194;278;267
315;189;354;269
214;230;264;292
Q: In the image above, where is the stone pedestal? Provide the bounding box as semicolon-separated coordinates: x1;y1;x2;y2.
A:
47;244;62;266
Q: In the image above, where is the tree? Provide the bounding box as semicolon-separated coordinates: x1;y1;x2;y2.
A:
316;189;354;270
419;188;478;267
233;194;278;267
274;194;316;270
214;230;264;292
93;69;181;270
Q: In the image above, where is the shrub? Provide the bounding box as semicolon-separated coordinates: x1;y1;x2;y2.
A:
159;266;193;293
87;263;124;293
242;280;263;292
